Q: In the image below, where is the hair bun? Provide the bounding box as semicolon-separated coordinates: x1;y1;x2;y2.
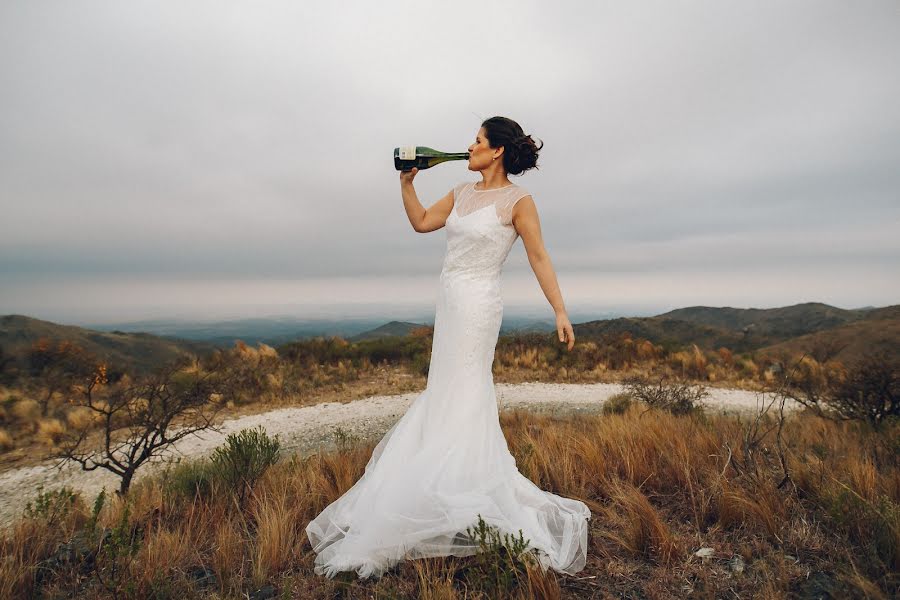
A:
481;116;543;175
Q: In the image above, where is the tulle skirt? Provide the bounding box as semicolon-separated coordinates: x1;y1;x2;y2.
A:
304;275;591;579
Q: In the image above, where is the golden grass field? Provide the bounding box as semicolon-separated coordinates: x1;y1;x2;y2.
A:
1;399;897;599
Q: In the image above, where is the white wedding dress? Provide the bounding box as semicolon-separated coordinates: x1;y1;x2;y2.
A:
305;181;591;579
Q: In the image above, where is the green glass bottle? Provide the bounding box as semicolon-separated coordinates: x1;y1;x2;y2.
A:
394;146;470;171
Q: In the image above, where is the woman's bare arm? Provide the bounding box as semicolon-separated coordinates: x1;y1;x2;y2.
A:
512;196;575;350
400;167;454;233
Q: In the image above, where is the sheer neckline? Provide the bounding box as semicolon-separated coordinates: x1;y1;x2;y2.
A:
453;202;499;221
472;181;515;192
452;179;528;225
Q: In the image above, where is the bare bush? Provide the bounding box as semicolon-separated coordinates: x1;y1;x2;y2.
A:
806;337;848;364
783;350;898;430
622;374;708;416
202;341;283;406
726;378;794;490
828;351;898;429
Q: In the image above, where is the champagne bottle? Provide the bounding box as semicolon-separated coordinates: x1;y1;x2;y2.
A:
394;146;470;171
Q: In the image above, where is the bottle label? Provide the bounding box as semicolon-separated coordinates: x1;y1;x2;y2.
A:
399;145;417;160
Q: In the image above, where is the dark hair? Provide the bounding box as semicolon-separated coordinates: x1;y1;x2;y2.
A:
481;116;543;175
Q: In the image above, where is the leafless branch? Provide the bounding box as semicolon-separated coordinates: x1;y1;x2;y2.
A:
55;358;233;495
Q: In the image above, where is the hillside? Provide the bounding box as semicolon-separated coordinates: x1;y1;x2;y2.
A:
758;306;900;364
349;317;557;341
0;314;217;377
347;321;426;342
573;302;900;359
657;302;868;340
3;303;897;379
573;316;749;352
89;316;394;348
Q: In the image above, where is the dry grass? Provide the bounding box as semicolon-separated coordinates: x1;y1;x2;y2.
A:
10;399;39;424
1;402;897;598
0;430;13;452
35;418;66;447
250;486;305;586
64;406;94;430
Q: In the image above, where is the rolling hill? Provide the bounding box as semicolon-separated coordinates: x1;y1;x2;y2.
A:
347;321;426;341
3;302;896;379
573;316;748;352
0;314;217;377
573;302;899;360
757;305;900;364
657;302;870;340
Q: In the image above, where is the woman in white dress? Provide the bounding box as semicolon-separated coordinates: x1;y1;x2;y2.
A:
305;116;590;579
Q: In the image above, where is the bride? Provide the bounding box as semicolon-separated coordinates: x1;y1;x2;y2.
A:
305;116;590;579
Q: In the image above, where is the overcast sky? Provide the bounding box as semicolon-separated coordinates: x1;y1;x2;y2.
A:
1;1;898;325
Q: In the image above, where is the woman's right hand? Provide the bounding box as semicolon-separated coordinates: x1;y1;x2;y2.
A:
399;167;418;185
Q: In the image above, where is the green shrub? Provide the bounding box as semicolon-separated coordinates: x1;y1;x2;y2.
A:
24;485;78;525
409;351;431;377
96;495;141;598
210;426;281;506
602;392;634;415
161;458;219;500
462;514;539;595
331;425;360;451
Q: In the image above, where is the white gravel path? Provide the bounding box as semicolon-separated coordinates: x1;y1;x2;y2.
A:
0;382;796;528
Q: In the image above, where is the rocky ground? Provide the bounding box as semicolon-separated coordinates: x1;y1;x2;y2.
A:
0;382;797;527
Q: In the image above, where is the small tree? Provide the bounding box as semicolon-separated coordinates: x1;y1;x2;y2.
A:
54;357;230;496
783;349;898;430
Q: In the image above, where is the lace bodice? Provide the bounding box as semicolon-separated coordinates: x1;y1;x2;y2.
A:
440;181;532;281
451;180;530;225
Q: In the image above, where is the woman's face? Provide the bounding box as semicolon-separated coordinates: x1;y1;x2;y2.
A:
467;127;501;171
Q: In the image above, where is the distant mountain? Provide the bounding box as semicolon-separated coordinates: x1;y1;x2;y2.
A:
5;302;895;379
858;305;900;321
758;305;900;364
349;317;558;341
574;316;747;352
88;317;397;348
500;318;555;335
83;314;576;346
657;302;868;340
348;321;425;342
574;302;900;357
0;314;216;376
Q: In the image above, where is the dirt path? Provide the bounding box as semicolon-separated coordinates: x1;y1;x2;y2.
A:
0;382;795;527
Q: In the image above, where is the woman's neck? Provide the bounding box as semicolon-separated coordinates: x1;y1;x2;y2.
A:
477;172;512;190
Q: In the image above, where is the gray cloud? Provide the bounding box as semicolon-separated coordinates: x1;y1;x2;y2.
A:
1;1;898;322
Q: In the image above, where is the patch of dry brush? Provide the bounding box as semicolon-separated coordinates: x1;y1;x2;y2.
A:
1;402;897;599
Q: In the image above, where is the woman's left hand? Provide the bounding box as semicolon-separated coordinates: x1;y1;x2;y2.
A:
556;312;575;351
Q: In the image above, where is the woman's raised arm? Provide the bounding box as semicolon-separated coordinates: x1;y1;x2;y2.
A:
400;167;454;233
